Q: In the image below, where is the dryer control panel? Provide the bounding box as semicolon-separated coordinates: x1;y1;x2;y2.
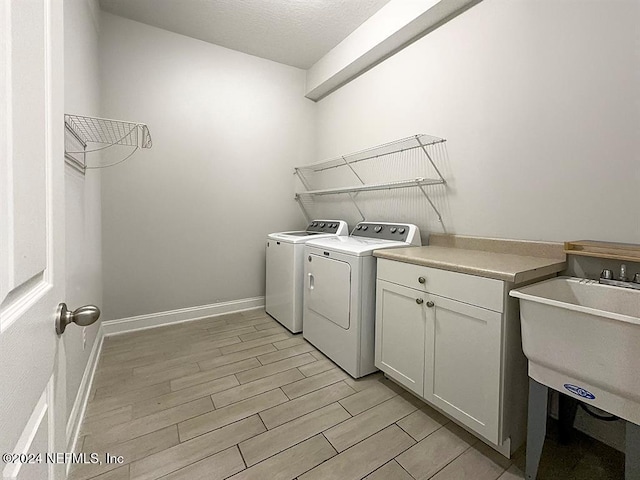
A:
306;220;349;235
351;222;420;244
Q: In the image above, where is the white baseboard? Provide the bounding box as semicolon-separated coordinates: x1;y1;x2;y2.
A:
66;323;104;457
101;296;265;336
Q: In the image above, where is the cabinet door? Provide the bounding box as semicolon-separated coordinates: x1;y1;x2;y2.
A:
425;294;503;444
375;280;427;396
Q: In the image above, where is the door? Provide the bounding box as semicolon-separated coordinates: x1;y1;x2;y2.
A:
1;1;66;479
375;280;427;397
306;253;351;329
425;294;503;444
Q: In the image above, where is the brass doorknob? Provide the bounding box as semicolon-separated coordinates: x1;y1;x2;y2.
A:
55;303;100;335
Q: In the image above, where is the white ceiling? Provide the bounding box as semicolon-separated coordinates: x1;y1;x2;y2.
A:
98;0;392;69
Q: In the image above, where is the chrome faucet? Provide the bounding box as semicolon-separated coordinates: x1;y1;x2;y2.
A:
620;264;628;282
601;269;614;280
599;265;640;290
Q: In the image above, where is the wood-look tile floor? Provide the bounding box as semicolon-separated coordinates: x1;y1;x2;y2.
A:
71;309;624;480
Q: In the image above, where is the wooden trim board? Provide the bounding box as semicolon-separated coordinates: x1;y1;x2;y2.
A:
565;240;640;263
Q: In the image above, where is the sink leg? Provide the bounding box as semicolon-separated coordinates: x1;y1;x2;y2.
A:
627;421;640;480
526;378;548;480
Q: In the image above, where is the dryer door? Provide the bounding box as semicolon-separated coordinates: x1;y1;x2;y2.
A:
307;253;351;329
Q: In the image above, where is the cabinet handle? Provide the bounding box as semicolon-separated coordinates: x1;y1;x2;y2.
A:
418;276;426;284
416;298;424;304
426;301;434;308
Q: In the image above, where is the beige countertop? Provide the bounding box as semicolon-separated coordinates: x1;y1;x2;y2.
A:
373;234;567;284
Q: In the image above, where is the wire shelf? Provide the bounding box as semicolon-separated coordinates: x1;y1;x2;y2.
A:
296;177;444;196
294;134;447;224
297;134;444;173
64;114;152;172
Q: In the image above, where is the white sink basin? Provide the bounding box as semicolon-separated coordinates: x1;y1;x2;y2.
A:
510;276;640;423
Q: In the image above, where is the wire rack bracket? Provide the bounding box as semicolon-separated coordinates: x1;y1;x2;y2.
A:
64;114;152;172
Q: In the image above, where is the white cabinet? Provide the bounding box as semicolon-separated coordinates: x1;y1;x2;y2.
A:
427;295;502;444
375;258;527;456
375;280;428;397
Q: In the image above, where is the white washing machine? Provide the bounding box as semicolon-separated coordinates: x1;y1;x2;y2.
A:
303;222;421;378
266;220;349;333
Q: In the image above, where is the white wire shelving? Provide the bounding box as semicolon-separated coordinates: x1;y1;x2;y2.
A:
64;114;152;173
294;134;447;224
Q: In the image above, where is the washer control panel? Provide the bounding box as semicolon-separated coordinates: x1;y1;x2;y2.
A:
306;220;348;234
352;222;420;243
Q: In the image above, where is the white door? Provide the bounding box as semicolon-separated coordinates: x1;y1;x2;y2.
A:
306;254;351;329
374;280;427;397
1;1;66;479
425;294;503;444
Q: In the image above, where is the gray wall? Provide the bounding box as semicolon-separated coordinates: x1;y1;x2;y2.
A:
99;13;315;320
314;0;640;244
63;0;103;422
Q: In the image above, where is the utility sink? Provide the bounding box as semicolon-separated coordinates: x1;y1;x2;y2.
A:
510;276;640;423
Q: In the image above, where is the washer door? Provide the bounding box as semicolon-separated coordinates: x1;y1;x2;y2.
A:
307;253;351;329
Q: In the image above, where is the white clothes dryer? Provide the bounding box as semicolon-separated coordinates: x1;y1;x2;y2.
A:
266;220;348;333
303;222;421;378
